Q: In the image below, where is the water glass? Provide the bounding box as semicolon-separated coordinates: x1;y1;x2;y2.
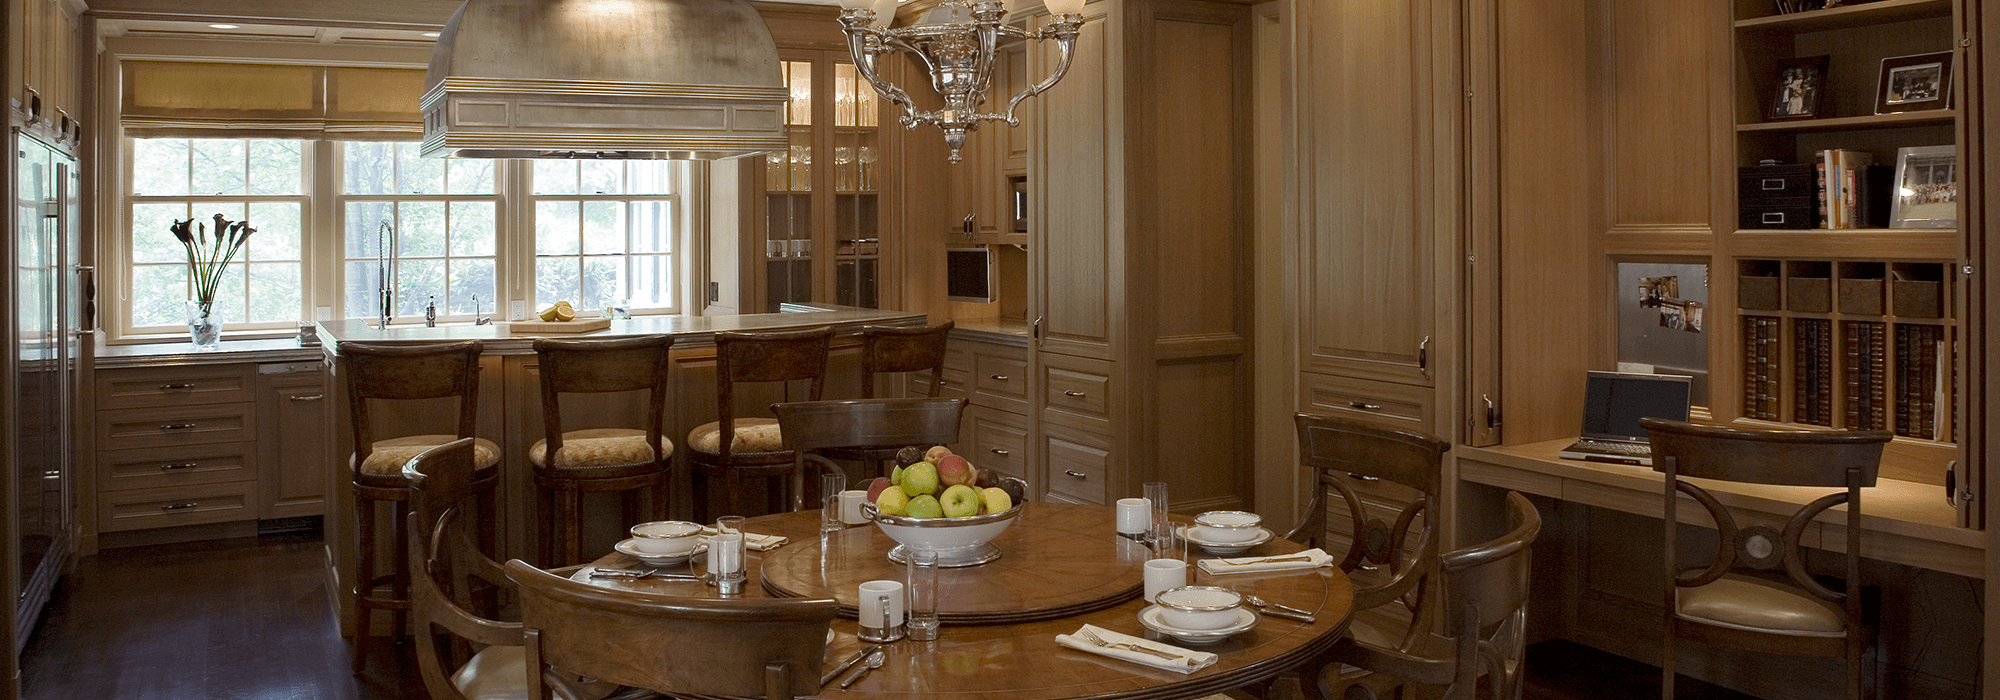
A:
821;473;848;533
1143;481;1172;552
906;550;940;641
711;515;748;593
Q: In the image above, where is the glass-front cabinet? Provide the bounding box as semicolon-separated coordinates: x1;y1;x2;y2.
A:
757;52;884;311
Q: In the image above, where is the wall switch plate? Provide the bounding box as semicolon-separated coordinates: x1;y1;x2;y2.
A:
511;300;526;320
709;281;719;302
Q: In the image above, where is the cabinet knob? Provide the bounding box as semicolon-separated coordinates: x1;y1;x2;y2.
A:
159;463;197;471
989;448;1010;456
158;382;195;390
290;394;324;401
1348;401;1383;411
162;502;198;511
158;422;197;432
1064;390;1086;397
1064;470;1087;480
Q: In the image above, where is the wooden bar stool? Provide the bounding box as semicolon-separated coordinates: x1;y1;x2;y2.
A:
530;335;675;568
688;326;833;519
858;321;954;398
338;340;500;673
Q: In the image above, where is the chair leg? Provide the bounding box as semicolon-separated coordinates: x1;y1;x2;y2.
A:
351;495;375;673
1662;625;1676;700
1295;656;1334;700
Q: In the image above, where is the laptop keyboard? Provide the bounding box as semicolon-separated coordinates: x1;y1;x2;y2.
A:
1574;440;1649;455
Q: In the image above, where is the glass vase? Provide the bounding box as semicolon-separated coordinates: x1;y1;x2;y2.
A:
187;301;221;351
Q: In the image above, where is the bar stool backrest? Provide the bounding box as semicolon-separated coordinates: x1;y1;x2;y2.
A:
860;321;954;398
533;335;674;457
713;327;833;459
340;340;483;468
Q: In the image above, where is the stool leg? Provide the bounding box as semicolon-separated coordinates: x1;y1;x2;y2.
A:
724;470;744;519
651;473;670;521
390;499;411;642
351;494;376;673
536;478;555;568
556;484;582;568
477;479;499;562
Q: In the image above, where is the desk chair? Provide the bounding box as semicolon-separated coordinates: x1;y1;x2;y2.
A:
688;326;833;519
1317;491;1542;700
340;340;501;672
507;559;838;700
1642;417;1890;700
771;397;968;507
1284;413;1448;700
530;335;676;568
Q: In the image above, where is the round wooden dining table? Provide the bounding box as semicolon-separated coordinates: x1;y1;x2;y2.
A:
580;502;1354;700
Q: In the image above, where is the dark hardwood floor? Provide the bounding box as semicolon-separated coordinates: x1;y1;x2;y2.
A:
17;533;1757;700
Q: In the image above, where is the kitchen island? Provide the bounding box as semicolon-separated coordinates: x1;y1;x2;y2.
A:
319;305;927;631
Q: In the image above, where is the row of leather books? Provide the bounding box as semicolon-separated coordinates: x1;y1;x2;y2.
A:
1742;316;1783;421
1895;324;1950;440
1842;321;1889;431
1792;318;1834;426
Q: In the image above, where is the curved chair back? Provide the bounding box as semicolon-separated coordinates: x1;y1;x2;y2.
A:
712;327;833;459
773;398;968;504
1287;413;1448;614
404;439;520;700
860;321;954;398
533;335;674;458
340;340;483;468
507;559;837;700
1437;491;1542;700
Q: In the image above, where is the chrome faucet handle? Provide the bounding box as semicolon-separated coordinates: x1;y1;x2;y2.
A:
425;295;437;327
473;295;493;326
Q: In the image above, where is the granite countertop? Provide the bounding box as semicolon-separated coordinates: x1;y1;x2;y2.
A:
950;317;1031;345
95;336;327;369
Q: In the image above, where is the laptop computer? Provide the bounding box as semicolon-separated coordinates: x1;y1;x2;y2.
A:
1556;371;1693;466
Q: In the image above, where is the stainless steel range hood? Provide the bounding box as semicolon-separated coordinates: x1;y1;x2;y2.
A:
421;0;788;160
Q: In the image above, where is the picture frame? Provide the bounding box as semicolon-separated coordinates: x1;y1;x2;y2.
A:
1767;55;1829;121
1875;51;1954;115
1889;145;1956;229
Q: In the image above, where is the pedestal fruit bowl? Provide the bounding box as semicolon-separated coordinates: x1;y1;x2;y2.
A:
862;476;1027;567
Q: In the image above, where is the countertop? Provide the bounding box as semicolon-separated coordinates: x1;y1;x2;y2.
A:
950;317;1031;346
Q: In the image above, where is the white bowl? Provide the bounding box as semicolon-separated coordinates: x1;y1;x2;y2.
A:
1193;511;1264;543
628;520;703;556
1138;605;1258;645
1180;525;1274;556
1154;586;1244;630
862;495;1024;568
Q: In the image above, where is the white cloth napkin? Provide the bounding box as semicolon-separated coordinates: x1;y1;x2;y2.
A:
1196;548;1334;576
1055;624;1216;674
697;527;788;551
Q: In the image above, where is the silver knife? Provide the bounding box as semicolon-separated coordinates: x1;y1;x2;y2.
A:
821;644;878;687
838;649;885;689
1254;607;1317;623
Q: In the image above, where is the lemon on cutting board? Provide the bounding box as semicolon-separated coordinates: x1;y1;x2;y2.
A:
537;300;577;322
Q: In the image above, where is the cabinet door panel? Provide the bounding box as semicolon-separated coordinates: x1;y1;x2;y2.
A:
1042;423;1111;505
98;442;255;493
965;406;1032;493
261;373;329;519
1035;8;1116;358
1296;0;1435;386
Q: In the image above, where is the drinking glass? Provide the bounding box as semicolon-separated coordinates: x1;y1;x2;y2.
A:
906;550;940;640
1143;481;1172;554
712;515;748;594
822;472;848;533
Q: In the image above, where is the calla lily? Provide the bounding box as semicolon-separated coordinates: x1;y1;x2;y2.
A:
174;213;256;317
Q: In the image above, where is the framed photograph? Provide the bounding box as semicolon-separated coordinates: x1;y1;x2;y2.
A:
1876;51;1954;115
1768;55;1829;121
1890;145;1956;229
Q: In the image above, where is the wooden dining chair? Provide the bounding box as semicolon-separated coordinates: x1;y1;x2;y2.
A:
857;321;954;398
1311;491;1543;700
1280;413;1448;700
1641;417;1891;700
403;438;526;700
530;335;676;567
339;340;501;672
771;397;968;503
688;326;834;519
506;559;838;700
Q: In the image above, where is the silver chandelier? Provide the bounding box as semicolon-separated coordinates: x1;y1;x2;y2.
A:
838;0;1086;163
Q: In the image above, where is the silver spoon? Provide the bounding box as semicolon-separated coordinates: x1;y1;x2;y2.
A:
1241;593;1316;622
821;644;880;687
839;649;885;689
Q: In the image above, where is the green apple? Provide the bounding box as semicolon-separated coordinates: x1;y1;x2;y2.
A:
904;494;945;519
925;445;953;462
888;464;905;488
979;486;1012;515
875;486;910;516
939;484;981;517
901;462;940;497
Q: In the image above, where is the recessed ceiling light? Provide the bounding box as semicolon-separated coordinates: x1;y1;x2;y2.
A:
422;31;440;38
208;24;239;29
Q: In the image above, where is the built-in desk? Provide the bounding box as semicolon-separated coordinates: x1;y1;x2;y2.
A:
1458;440;1981;578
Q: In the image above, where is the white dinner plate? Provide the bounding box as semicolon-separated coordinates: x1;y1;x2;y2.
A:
1137;605;1257;646
614;537;707;567
1179;526;1274;556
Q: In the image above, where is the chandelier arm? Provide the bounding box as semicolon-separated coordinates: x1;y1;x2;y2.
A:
1003;21;1081;123
839;12;920;118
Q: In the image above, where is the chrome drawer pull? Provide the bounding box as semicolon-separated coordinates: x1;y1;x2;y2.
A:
989;448;1010;456
158;382;195;390
1348;401;1383;410
990;375;1010;381
159;463;198;471
159;422;197;431
1064;390;1086;397
1064;470;1087;480
290;394;324;401
162;502;199;511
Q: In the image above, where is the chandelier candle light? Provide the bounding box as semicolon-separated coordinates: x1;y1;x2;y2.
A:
171;214;255;351
837;0;1087;163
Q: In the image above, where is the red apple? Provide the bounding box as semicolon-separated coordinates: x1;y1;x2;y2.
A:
937;454;977;486
865;476;894;501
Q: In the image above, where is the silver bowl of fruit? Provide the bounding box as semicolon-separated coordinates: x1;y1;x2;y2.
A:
860;447;1029;567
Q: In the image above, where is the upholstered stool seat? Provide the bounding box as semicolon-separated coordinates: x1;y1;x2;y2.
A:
687;418;787;456
1676;574;1845;636
530;335;675;567
357;435;502;477
689;327;833;519
530;429;674;477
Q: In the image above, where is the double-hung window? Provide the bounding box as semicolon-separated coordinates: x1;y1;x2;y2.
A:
529;160;683;316
124;137;307;334
338;142;502;321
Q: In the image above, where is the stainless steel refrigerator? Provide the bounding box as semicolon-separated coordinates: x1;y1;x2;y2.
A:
9;129;79;652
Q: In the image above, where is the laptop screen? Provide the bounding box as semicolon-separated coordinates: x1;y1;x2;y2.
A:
1580;372;1692;440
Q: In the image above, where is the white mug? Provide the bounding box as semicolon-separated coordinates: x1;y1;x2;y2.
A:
840;490;870;524
1143;558;1188;604
859;580;905;628
1116;497;1152;536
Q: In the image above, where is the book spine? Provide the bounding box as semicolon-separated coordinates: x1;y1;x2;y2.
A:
1817;320;1833;425
1743;316;1760;418
1816;152;1831;230
1794;320;1809;423
1844;322;1862;428
1869;322;1887;430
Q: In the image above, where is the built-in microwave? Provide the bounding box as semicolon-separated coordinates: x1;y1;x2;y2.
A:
946;247;995;302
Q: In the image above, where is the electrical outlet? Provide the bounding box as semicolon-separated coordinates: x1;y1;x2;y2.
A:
510;300;526;320
314;306;332;321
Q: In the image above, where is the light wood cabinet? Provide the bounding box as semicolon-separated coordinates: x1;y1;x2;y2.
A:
92;365;262;534
257;363;329;521
9;0;86;151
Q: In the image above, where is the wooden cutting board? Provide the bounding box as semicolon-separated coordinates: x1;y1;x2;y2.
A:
507;318;612;334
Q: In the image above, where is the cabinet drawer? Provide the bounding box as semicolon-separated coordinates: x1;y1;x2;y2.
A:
96;481;258;533
1299;372;1432;434
97;402;257;450
973;351;1030;411
1043;365;1111;420
966;407;1031;487
97;364;255;410
98;442;257;492
1044;429;1111;505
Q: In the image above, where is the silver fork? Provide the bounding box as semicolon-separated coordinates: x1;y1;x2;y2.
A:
1077;629;1182;661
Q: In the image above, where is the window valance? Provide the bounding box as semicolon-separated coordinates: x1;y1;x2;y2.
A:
121;62;425;141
